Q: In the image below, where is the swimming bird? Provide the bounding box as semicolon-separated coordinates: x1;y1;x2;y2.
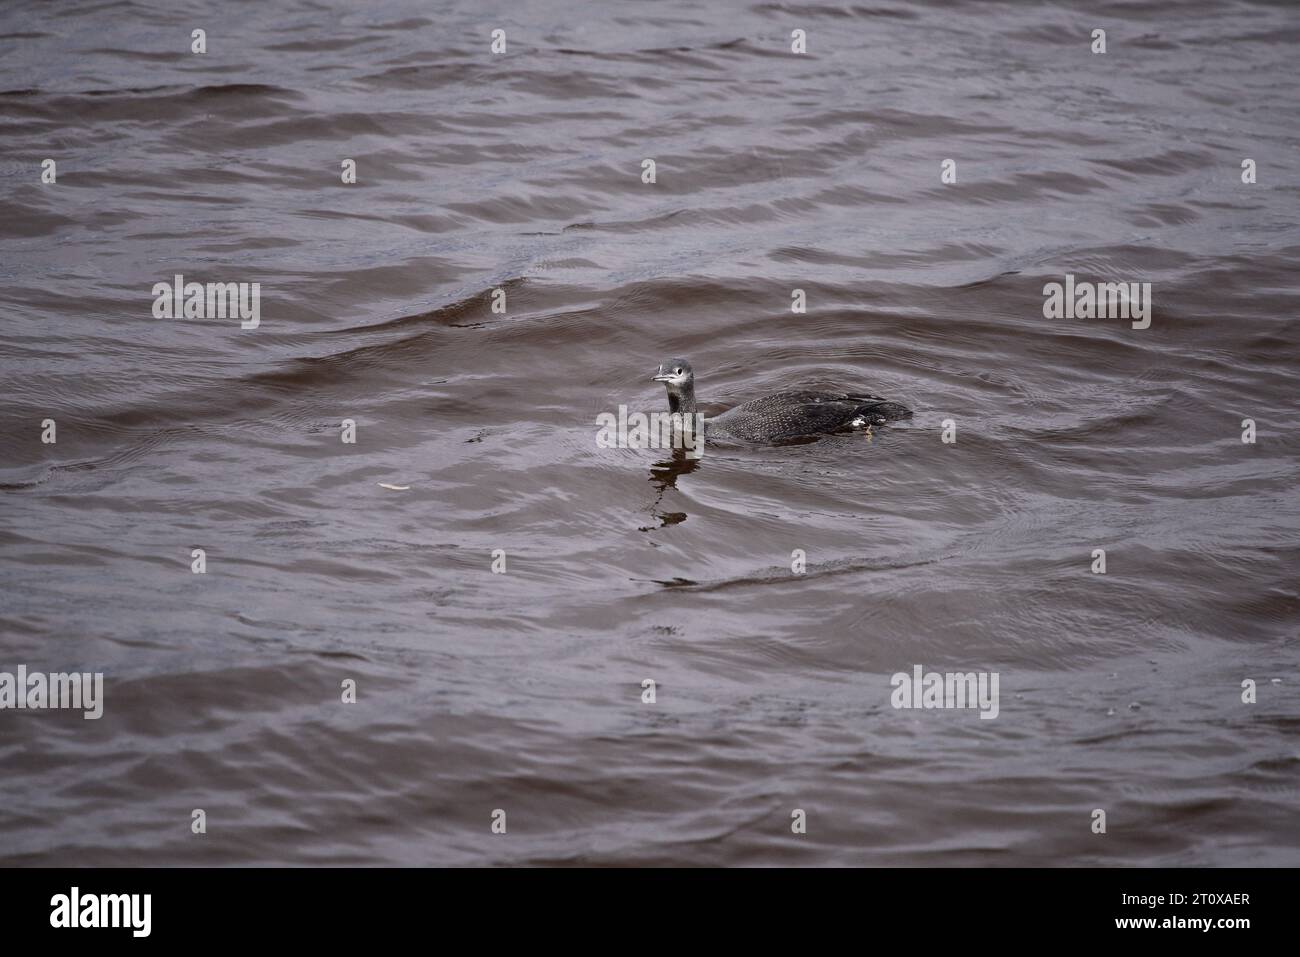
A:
651;357;910;442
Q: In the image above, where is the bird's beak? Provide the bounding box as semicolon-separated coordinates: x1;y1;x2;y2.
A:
651;367;671;382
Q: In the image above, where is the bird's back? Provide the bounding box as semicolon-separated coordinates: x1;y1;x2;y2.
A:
708;390;910;442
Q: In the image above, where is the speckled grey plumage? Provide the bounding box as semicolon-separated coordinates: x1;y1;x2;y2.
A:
652;356;910;442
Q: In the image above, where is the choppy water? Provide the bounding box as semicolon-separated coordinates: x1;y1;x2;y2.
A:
1;0;1297;866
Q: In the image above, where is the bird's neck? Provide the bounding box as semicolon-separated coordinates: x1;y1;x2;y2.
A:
668;384;696;414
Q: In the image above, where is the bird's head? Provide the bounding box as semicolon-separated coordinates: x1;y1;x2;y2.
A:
651;357;694;392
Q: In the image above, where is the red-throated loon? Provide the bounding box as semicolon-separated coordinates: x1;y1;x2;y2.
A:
651;357;910;441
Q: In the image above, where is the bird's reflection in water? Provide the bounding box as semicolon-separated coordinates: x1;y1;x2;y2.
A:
642;448;700;529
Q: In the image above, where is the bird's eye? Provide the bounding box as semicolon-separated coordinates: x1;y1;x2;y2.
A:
674;368;682;375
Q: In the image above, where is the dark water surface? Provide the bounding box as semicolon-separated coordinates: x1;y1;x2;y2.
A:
1;0;1297;865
